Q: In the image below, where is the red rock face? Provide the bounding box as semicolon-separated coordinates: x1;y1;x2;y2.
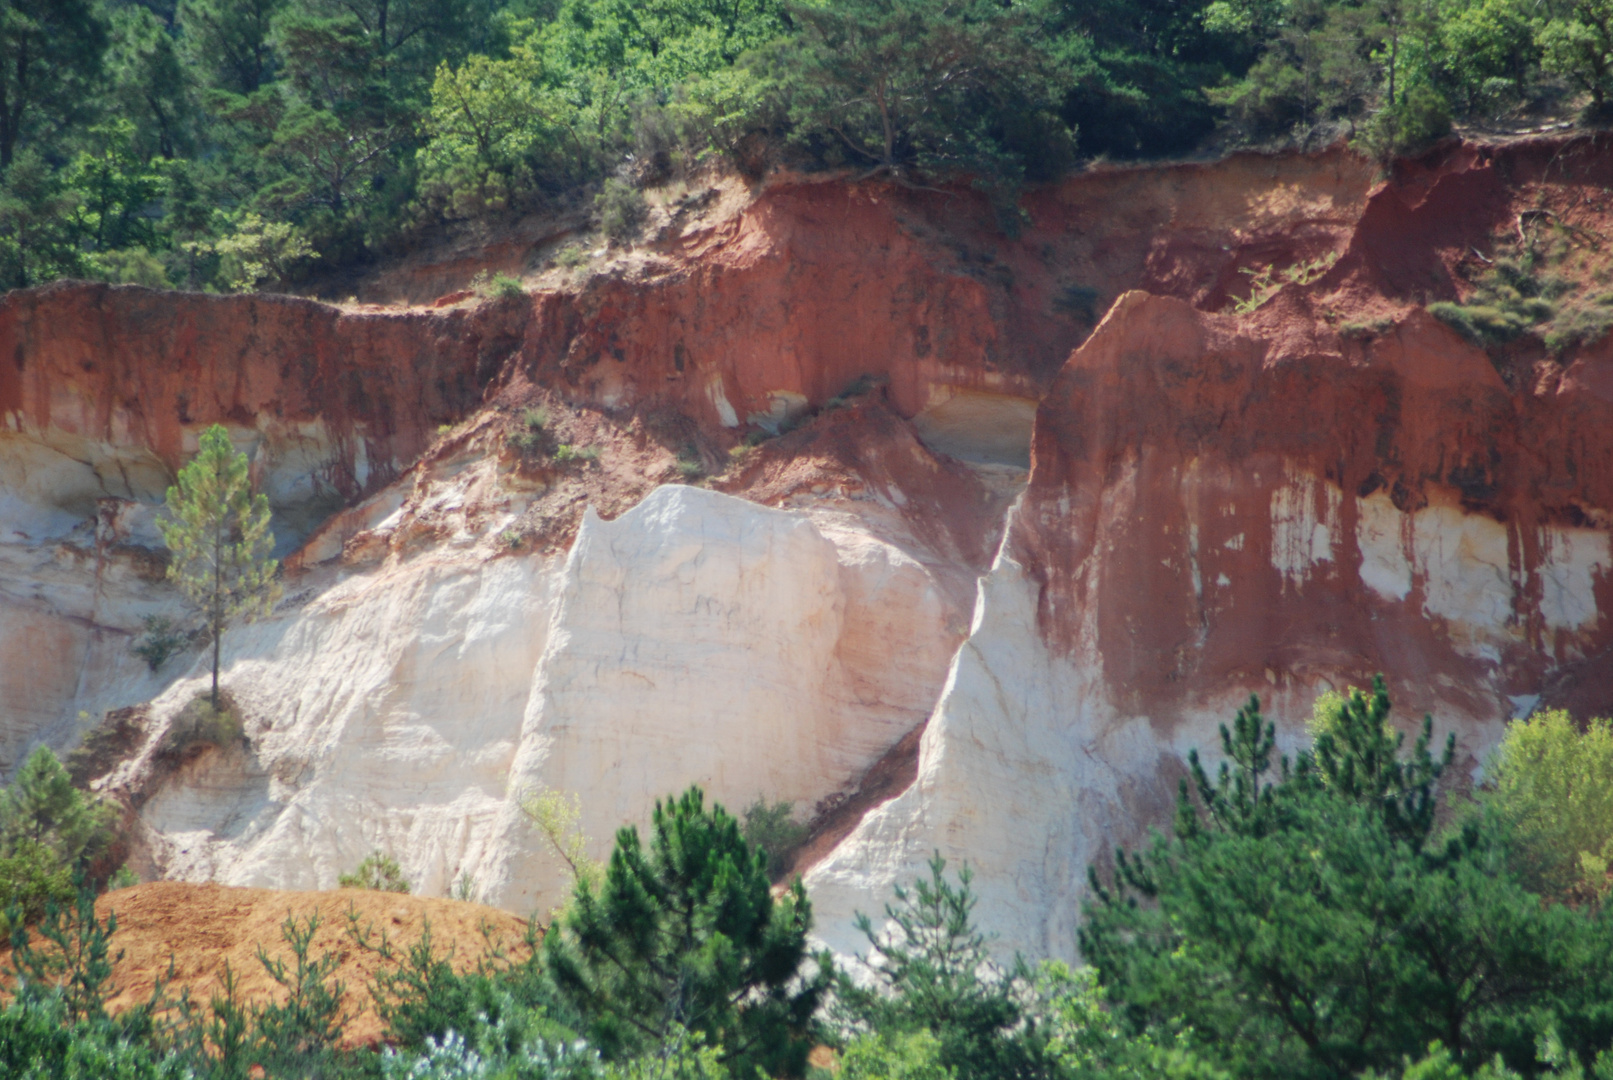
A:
511;149;1380;428
0;149;1382;535
1016;288;1613;734
0;283;526;505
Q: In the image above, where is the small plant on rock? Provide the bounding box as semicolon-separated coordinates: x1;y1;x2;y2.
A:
162;693;243;759
552;443;600;465
1233;252;1338;315
508;408;553;456
131;614;188;672
675;445;705;480
554;243;589;269
471;269;526;299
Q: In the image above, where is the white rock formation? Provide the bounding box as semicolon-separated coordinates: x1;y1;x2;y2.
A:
115;485;965;915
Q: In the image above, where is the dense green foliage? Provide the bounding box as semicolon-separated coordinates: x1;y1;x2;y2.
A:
11;718;1613;1080
544;786;826;1076
1485;709;1613;904
740;796;807;878
1083;679;1613;1079
833;854;1057;1080
5;0;1611;294
0;746;118;930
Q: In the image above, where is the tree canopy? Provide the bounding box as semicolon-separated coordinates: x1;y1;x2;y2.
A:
543;785;827;1077
1082;680;1613;1079
0;0;1606;293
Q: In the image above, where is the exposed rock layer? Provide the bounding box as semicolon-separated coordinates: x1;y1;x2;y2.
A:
806;287;1613;957
0;138;1610;961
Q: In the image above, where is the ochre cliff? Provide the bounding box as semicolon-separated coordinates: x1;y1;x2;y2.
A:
0;137;1609;957
806;288;1613;958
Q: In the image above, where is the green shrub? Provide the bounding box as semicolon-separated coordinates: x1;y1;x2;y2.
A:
339;850;410;893
1545;294;1613;352
510;408;554;457
833;855;1054;1080
0;984;182;1080
248;912;353;1076
553;444;599;465
1080;679;1613;1078
130;614;188;672
1355;84;1453;160
90;247;170;289
675;445;706;480
597;179;648;245
554;243;590;269
741;798;808;878
472;269;526;299
0;746;117;877
212;213;317;293
1430;255;1559;346
0;839;75;934
839;1030;954;1080
1484;709;1613;904
0;886;178;1078
161;694;242;757
522;787;602;895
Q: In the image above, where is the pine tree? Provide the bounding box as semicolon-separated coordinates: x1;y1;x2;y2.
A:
543;785;828;1077
834;854;1054;1080
1080;679;1607;1078
158;424;281;709
0;746;114;868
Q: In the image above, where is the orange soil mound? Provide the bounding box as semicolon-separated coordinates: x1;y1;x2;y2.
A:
0;881;535;1049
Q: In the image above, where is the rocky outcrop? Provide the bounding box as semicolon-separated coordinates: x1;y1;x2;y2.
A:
806;288;1613;958
85;484;971;919
3;138;1612;965
0;147;1376;774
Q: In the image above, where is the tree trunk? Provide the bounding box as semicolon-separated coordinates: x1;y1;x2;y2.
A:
211;612;221;708
212;512;224;709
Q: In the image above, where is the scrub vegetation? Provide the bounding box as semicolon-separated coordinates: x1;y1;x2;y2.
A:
6;678;1613;1078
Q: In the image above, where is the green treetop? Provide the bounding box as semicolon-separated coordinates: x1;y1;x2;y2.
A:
158;424;282;709
543;785;828;1077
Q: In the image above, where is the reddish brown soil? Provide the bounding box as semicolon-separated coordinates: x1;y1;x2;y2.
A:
0;882;534;1049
